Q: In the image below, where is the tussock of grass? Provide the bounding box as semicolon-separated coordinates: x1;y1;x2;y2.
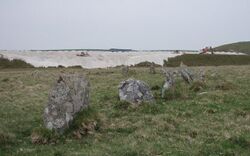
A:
107;127;137;134
68;107;101;139
1;78;9;82
215;81;235;91
162;82;190;100
139;103;164;115
70;107;100;131
190;81;206;92
31;127;61;145
114;100;131;110
226;136;250;149
101;94;111;101
0;131;15;146
199;143;235;156
151;85;161;90
199;135;250;156
234;109;247;118
53;151;63;156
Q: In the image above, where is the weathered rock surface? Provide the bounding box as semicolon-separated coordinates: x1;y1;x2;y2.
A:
118;79;154;104
149;63;156;74
121;66;129;76
180;61;188;68
197;69;206;82
44;74;90;133
162;70;175;98
180;68;194;84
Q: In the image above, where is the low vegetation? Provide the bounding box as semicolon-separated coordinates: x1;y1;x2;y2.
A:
164;54;250;67
0;66;250;155
0;57;34;68
30;127;61;145
30;107;100;144
133;61;161;67
214;41;250;55
0;130;15;147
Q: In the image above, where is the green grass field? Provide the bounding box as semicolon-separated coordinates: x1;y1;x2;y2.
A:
0;66;250;156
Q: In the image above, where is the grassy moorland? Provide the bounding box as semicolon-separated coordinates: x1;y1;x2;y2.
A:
0;66;250;156
164;54;250;67
214;41;250;55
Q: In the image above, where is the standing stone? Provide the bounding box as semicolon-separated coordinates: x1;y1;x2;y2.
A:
149;63;156;74
43;74;90;133
121;65;129;76
180;68;194;84
211;72;218;78
180;61;187;68
197;69;206;82
118;79;154;104
162;71;175;98
31;70;41;79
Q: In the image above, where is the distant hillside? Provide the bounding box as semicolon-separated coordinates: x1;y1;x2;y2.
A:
214;41;250;54
164;54;250;67
0;57;34;68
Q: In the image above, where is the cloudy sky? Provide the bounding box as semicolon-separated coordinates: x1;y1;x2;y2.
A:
0;0;249;50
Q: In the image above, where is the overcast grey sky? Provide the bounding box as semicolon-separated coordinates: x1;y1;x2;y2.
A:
0;0;250;50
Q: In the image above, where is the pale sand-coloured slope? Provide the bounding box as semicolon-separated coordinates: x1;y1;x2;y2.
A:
0;51;183;68
0;50;245;68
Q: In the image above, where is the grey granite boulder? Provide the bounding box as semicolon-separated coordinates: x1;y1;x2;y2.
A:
118;79;154;104
43;74;90;133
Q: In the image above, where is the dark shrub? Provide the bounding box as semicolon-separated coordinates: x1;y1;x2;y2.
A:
215;82;234;90
190;81;206;92
151;85;161;90
133;61;161;67
0;58;34;68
